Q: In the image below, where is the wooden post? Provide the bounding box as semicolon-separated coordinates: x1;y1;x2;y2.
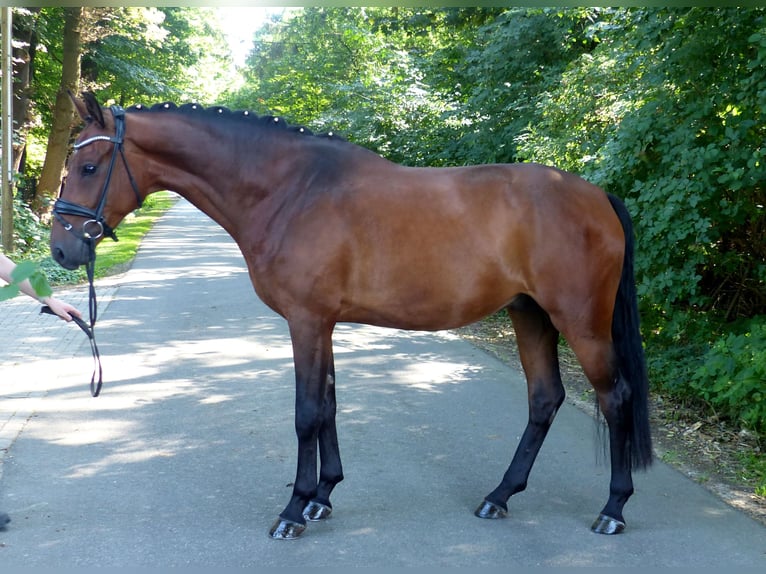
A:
1;7;13;252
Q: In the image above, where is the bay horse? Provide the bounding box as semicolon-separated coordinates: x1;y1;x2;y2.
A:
51;92;652;539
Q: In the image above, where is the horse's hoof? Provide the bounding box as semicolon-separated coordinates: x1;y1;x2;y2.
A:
269;517;307;539
0;512;9;530
591;513;626;535
474;499;508;519
303;500;332;521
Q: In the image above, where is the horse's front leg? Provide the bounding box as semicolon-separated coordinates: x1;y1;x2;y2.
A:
304;352;344;522
269;316;338;540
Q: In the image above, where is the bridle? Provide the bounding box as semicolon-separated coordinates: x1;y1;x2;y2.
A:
51;105;143;396
53;105;143;242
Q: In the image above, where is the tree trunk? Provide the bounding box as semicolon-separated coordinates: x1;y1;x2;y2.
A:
11;8;39;175
11;8;40;204
34;6;82;214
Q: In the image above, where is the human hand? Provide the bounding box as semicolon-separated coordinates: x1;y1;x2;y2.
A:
41;296;83;322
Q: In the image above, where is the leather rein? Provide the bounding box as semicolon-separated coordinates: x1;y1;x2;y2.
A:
51;105;143;396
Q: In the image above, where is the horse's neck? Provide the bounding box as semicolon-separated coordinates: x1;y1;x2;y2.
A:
137;116;291;237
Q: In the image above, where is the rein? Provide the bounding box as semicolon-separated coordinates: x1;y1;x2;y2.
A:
41;303;102;396
51;105;143;397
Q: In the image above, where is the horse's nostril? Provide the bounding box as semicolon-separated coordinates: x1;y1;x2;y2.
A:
51;245;78;270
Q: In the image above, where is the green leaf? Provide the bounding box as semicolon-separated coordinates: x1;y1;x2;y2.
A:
29;271;53;299
7;261;52;299
0;283;20;302
9;260;38;283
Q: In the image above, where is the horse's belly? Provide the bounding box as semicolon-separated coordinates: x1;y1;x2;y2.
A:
338;261;521;331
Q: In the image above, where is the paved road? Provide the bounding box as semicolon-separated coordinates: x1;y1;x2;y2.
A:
1;198;764;567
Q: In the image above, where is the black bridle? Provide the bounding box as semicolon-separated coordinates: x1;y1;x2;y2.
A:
51;105;143;396
53;105;143;241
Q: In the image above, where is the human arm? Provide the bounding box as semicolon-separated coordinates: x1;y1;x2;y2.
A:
0;253;82;321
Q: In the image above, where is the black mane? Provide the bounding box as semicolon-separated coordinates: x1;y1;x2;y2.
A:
125;101;343;141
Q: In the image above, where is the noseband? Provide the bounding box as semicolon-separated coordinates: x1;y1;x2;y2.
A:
51;105;143;397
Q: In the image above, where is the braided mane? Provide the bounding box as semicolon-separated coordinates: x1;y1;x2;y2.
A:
125;101;342;140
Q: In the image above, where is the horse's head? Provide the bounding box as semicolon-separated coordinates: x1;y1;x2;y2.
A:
51;92;144;270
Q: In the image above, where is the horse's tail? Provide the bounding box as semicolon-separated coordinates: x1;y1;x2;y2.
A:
607;193;653;470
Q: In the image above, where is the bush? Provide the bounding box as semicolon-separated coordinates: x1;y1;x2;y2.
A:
508;6;766;437
690;319;766;433
12;196;45;252
7;198;85;286
7;190;175;287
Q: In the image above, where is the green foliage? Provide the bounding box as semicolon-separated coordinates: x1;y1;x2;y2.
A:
741;451;766;497
83;7;236;105
494;6;765;434
24;6;238;176
10;6;238;288
6;193;175;288
436;8;599;166
1;198;57;300
690;320;766;433
517;7;766;323
12;195;45;251
0;260;52;302
645;311;766;435
225;7;501;165
38;254;84;286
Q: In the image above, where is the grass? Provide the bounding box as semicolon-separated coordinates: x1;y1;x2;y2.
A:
90;191;177;279
40;191;178;286
742;452;766;497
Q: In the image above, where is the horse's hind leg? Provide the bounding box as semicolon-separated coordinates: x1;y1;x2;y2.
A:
303;353;345;521
566;334;634;534
476;295;565;519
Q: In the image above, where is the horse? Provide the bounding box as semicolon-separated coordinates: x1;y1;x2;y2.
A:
51;92;652;540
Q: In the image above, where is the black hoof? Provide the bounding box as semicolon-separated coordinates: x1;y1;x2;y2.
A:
269;517;307;539
591;513;626;535
474;499;508;519
303;500;332;521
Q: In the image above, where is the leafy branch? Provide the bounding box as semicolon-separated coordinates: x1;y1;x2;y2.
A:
0;260;52;302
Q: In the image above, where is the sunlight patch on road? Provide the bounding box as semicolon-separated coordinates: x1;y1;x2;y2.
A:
64;438;184;479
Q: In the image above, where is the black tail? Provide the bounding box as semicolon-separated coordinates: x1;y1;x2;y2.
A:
607;193;653;470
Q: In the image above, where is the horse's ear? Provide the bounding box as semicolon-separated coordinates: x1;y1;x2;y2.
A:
82;92;106;128
69;90;105;128
69;90;89;122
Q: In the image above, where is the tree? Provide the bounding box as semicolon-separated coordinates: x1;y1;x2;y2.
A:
24;6;237;214
227;7;500;165
487;6;766;432
11;7;40;178
514;7;766;321
34;6;81;213
80;6;235;105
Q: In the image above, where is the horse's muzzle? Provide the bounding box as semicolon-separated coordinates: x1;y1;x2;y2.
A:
51;239;93;270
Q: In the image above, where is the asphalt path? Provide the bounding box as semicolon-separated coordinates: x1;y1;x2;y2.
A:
1;198;764;567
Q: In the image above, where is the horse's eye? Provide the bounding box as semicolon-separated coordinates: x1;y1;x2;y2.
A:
81;164;97;177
